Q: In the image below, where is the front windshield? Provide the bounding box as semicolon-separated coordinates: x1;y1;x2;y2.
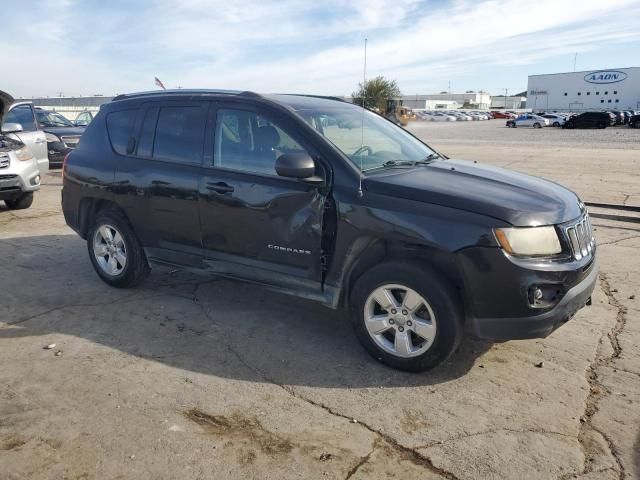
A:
36;111;74;127
292;104;436;172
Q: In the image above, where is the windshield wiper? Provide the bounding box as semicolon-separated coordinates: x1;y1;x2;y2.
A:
380;155;440;168
421;153;441;162
362;153;441;172
380;160;419;167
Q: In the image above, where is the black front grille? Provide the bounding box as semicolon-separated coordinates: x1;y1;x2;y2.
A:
0;174;17;180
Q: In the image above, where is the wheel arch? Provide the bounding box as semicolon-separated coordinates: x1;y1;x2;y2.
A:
77;197;131;239
336;238;467;314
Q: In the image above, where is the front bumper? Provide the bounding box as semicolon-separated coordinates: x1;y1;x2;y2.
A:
48;141;72;168
469;257;597;340
0;157;41;200
457;243;598;340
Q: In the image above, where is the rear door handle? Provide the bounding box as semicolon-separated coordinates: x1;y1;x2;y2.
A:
206;182;234;194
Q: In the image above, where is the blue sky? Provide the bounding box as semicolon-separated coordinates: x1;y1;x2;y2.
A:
3;0;640;98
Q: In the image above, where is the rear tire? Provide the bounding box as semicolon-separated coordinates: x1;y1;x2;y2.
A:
5;192;33;210
87;210;150;288
553;121;560;127
632;120;639;129
533;122;541;128
598;122;607;129
349;262;464;372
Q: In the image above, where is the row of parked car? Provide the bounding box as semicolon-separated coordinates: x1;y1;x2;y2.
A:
0;90;93;210
415;110;500;122
506;110;640;129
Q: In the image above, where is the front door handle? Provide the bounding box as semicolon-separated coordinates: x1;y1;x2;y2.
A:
35;138;46;144
206;182;234;194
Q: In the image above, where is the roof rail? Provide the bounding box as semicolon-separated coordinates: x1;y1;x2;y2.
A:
112;89;262;101
278;94;346;103
239;90;262;98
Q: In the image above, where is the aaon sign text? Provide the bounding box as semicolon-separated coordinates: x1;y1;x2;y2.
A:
584;70;628;84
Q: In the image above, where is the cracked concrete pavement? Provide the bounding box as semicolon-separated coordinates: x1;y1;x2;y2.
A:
1;122;639;479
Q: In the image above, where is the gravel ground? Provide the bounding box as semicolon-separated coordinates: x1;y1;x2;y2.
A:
1;127;639;479
408;120;640;150
407;121;640;205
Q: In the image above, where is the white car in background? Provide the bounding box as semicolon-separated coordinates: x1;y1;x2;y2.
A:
465;112;483;120
428;112;456;122
471;112;490;120
506;114;550;128
541;114;566;127
450;112;472;121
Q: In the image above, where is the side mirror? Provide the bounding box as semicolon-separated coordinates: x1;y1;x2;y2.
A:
1;122;23;133
275;152;322;183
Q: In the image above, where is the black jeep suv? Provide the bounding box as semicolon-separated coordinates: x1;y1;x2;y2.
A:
563;111;613;129
62;90;597;372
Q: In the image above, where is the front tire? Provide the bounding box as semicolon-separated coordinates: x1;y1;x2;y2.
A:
5;192;33;210
553;121;560;127
87;211;150;288
533;122;541;128
349;262;463;372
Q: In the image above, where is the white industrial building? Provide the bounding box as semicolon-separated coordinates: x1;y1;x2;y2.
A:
15;95;114;120
490;95;527;110
403;92;491;110
527;67;640;112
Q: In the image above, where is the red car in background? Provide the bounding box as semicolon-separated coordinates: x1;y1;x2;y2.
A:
491;111;515;119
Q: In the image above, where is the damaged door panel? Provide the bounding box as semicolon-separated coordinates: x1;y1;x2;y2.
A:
199;103;329;290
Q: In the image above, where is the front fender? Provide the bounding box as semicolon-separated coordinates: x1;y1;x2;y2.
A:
326;192;504;307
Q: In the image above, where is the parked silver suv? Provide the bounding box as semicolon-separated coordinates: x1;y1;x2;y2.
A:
0;90;41;210
2;101;49;174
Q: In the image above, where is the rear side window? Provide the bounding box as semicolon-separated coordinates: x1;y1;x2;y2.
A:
106;109;136;155
5;105;37;132
153;106;204;164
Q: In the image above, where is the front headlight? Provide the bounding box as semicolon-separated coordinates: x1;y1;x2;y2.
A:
15;147;34;162
494;226;562;256
45;132;61;142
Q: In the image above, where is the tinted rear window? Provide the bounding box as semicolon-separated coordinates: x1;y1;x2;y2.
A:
106;109;136;155
152;106;204;164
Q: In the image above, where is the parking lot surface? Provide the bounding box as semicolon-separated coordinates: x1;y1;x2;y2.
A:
1;121;639;479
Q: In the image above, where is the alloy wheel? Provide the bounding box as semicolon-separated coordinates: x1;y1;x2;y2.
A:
93;224;127;276
363;284;437;358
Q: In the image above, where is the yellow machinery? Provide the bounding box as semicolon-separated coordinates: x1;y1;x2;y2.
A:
385;98;411;126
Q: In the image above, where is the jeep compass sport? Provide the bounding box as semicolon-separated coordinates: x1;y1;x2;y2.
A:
62;90;597;372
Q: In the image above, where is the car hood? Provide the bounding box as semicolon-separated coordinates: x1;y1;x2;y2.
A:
43;126;86;137
364;159;582;226
0;90;14;125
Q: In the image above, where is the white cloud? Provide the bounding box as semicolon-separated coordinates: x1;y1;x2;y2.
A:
1;0;639;97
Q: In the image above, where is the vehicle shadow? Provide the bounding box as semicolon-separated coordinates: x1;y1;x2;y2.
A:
0;234;492;389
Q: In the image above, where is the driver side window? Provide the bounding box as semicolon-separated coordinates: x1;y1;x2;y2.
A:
214;108;307;176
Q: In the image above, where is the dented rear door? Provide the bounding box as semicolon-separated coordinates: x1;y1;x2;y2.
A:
198;101;327;285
